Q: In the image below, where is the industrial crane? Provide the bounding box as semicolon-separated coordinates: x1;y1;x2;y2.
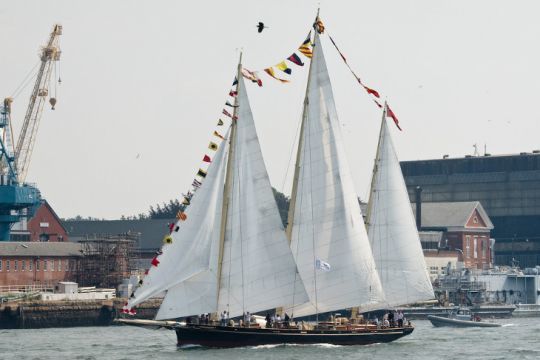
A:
0;24;62;241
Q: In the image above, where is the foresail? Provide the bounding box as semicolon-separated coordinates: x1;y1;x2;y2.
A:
217;75;308;318
128;128;230;318
367;116;434;306
288;34;385;317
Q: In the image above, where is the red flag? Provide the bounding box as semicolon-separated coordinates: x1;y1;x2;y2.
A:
151;256;160;267
229;90;237;97
129;309;137;315
168;223;174;233
203;155;211;162
386;104;402;131
363;85;380;98
287;53;304;66
144;269;149;275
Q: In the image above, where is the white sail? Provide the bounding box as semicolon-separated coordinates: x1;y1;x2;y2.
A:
129;127;230;318
217;75;308;318
367;112;434;306
288;33;385;317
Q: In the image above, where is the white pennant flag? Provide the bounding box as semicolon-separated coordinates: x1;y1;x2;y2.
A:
315;258;331;271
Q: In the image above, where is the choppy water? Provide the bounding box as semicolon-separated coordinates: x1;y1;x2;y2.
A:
1;318;538;360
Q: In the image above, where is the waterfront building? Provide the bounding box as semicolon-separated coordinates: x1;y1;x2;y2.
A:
413;201;494;270
0;242;82;287
11;200;69;242
401;152;540;267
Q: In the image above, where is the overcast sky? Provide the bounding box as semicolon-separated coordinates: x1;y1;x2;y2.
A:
1;0;539;219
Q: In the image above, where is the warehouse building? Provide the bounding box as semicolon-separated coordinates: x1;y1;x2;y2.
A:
401;152;540;267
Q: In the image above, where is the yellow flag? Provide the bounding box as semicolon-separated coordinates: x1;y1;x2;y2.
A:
276;61;292;75
264;67;290;83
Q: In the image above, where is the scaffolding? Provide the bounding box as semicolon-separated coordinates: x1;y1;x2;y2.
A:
77;234;138;288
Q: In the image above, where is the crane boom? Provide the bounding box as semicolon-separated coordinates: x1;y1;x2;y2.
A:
15;24;62;183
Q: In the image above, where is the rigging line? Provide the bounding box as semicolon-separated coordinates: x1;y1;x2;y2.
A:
235;130;246;316
280;111;303;194
307;101;319;323
292;122;306;316
225;142;234;314
290;118;306;318
54;61;57;97
10;61;40;99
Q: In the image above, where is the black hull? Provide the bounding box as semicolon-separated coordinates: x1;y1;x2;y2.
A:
175;325;414;348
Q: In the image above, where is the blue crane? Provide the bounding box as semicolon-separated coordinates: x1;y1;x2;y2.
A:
0;24;62;241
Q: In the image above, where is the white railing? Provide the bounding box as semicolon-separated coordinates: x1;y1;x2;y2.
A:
0;284;54;294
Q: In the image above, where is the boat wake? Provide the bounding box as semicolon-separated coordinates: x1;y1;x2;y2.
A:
177;344;204;350
502;323;515;327
250;343;344;350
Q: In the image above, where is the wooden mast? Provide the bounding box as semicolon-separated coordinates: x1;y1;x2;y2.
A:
286;10;322;322
216;53;242;312
365;103;387;231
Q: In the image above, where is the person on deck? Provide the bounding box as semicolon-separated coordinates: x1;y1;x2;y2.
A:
284;313;290;328
265;313;272;328
397;311;404;327
220;311;227;326
244;312;251;327
275;313;282;328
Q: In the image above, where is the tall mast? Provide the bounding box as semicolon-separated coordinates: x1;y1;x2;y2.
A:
286;11;322;322
216;53;242;309
365;104;387;230
286;12;319;242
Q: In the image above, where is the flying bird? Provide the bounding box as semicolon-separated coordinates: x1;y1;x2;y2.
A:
257;22;268;33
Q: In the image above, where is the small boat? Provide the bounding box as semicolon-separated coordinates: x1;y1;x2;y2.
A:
428;308;501;327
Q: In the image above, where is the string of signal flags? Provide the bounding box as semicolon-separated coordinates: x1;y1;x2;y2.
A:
242;17;402;131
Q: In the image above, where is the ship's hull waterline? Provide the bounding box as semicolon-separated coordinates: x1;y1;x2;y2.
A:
175;325;414;348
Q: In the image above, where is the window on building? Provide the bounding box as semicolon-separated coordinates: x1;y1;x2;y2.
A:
58;259;62;272
43;260;47;271
22;260;26;271
465;235;471;258
14;260;18;271
50;259;54;272
473;236;478;259
0;259;2;271
482;238;487;258
473;216;478;224
6;260;10;271
65;259;69;271
36;260;40;271
29;260;33;271
39;233;50;242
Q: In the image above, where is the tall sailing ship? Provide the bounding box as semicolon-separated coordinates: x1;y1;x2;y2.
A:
122;14;431;348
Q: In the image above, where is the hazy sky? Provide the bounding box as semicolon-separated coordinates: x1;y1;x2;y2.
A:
1;1;539;219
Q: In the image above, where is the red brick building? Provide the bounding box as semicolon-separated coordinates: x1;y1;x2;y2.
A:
11;200;69;242
414;201;494;269
0;242;82;287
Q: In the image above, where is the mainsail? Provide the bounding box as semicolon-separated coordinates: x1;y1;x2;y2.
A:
287;30;385;317
217;75;308;317
366;108;434;307
129;62;308;320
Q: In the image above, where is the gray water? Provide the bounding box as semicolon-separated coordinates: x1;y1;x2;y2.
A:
0;318;537;360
